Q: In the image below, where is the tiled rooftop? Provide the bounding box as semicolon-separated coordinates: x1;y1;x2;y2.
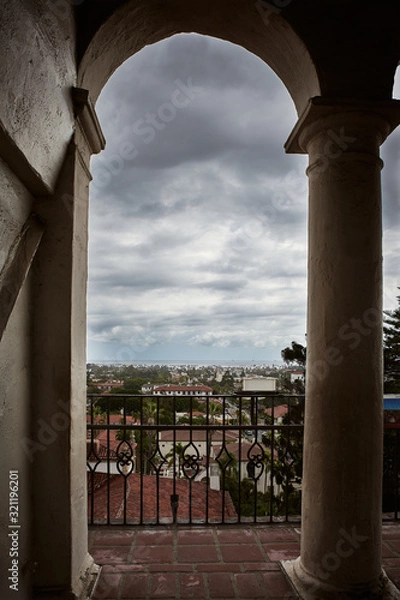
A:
89;474;237;523
89;523;400;599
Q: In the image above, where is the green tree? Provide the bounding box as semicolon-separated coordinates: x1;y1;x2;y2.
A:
262;398;304;516
133;398;171;474
384;289;400;393
114;378;146;394
87;382;101;394
134;428;154;474
281;341;306;393
281;341;306;367
209;401;223;423
177;414;206;425
222;457;276;518
211;371;235;394
94;394;142;415
230;408;250;427
89;405;107;440
115;418;134;442
166;442;186;478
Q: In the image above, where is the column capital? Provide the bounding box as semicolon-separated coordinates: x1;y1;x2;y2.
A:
285;96;400;154
72;87;106;156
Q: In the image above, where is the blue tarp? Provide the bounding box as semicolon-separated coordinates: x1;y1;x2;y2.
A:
384;397;400;410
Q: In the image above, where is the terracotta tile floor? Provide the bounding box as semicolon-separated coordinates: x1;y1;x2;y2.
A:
89;524;400;599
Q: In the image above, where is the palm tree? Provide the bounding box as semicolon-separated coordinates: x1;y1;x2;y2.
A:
166;443;186;478
115;418;133;442
206;401;223;457
134;398;170;474
208;401;222;424
231;408;250;427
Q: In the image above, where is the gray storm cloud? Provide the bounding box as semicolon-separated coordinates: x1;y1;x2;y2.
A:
87;33;400;362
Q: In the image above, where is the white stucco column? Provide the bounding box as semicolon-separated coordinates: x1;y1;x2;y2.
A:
282;98;400;598
31;89;105;599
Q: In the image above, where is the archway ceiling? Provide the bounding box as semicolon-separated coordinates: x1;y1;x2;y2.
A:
76;0;400;115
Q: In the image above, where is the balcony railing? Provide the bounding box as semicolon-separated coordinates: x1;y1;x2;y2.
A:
383;427;400;520
87;393;304;525
87;392;400;526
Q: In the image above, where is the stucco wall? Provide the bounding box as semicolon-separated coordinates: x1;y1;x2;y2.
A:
0;158;33;273
0;3;78;595
0;157;34;599
0;0;76;192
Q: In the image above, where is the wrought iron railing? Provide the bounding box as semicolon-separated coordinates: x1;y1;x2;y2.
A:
86;393;304;525
87;393;400;525
383;427;400;521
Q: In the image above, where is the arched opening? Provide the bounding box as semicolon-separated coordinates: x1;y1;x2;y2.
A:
86;32;308;529
87;33;308;366
78;0;320;114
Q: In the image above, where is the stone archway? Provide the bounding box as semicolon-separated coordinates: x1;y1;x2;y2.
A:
77;0;320;114
29;1;400;597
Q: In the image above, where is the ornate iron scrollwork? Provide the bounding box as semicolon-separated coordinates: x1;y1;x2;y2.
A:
182;442;200;480
247;441;265;481
116;440;134;476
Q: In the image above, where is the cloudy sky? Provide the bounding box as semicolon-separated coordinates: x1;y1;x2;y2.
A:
87;33;400;364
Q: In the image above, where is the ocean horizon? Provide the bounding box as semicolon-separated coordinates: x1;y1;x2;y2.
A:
87;359;283;368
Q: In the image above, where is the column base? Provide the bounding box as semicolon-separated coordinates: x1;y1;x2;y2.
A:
33;556;101;600
75;554;101;600
281;557;400;599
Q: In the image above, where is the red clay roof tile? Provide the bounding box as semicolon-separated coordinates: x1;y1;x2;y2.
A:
88;473;237;523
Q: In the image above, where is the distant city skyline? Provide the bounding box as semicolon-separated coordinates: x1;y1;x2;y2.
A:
87;34;400;364
87;357;286;368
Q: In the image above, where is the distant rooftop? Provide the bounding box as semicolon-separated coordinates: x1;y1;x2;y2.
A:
154;384;213;392
88;473;237;523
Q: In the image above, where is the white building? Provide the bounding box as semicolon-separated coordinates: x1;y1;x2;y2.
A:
290;371;305;384
153;384;213;396
242;377;277;392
